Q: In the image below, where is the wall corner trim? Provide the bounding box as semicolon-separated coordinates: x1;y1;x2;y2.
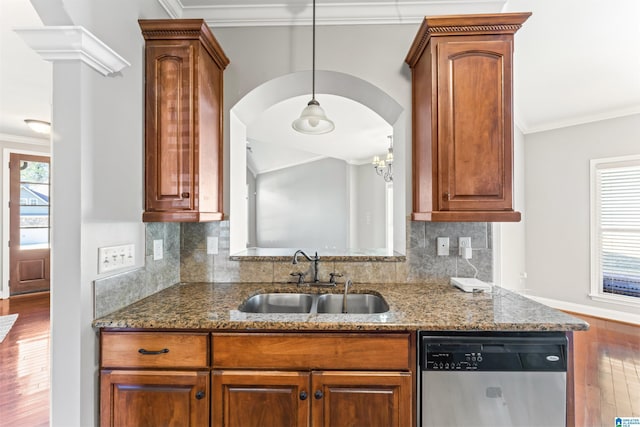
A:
14;26;131;76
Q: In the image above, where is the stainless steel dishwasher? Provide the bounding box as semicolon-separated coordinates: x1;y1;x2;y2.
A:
418;331;568;427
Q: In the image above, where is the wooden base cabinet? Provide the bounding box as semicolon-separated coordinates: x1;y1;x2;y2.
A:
311;371;412;427
100;370;209;427
211;332;414;427
100;331;414;427
213;370;310;427
100;331;210;427
405;13;530;222
212;370;411;427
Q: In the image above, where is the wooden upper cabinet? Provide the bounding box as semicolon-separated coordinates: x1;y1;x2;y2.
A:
405;13;530;222
140;19;229;222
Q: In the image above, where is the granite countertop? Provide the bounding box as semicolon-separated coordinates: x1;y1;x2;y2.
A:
92;281;589;332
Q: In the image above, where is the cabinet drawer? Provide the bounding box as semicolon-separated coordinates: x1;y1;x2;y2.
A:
101;332;209;368
212;333;411;370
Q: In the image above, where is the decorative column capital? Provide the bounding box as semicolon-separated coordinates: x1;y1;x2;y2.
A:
15;26;130;76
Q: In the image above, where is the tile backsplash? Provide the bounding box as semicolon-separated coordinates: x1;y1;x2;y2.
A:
93;222;180;318
180;219;492;284
93;219;492;318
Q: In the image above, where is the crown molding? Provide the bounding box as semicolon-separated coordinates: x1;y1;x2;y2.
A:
159;0;507;27
521;106;640;135
14;26;130;76
0;133;50;146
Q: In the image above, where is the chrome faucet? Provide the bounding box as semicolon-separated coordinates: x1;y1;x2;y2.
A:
292;250;320;283
342;278;353;313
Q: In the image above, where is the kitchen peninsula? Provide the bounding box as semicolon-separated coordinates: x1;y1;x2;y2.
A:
94;281;587;427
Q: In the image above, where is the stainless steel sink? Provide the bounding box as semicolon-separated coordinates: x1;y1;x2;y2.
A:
238;292;389;314
239;293;314;313
316;293;389;314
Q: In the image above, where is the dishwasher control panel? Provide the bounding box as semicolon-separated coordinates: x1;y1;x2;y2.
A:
426;350;485;370
421;333;568;372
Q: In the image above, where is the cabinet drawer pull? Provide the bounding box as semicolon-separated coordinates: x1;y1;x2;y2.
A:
443;192;451;201
195;391;205;400
314;390;323;400
181;192;190;198
138;348;169;355
299;391;308;400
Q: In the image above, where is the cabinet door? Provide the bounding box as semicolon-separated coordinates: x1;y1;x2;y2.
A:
100;370;209;427
212;370;310;427
437;38;513;212
311;371;412;427
144;42;194;213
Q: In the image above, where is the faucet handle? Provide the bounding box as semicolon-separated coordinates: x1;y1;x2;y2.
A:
329;272;343;284
290;272;306;285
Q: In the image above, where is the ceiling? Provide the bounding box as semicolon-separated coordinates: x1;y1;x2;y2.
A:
2;0;639;146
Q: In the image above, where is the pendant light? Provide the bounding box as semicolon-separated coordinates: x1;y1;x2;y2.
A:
292;0;334;134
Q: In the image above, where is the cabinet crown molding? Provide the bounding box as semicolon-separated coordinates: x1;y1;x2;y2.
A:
139;19;229;70
405;12;531;66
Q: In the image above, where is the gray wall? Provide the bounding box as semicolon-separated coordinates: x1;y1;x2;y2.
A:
525;113;640;316
256;157;348;248
247;170;257;247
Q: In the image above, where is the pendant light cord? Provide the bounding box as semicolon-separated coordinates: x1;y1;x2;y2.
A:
312;0;316;101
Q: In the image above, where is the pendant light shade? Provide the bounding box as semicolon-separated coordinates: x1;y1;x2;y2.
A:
292;99;335;134
292;0;334;135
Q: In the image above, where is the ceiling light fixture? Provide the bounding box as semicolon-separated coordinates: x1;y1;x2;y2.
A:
24;119;51;135
372;135;394;182
292;0;334;135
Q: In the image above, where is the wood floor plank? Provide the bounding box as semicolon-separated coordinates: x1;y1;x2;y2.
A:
0;292;50;427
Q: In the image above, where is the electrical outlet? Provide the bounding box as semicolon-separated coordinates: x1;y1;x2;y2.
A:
98;244;135;273
153;239;163;260
207;236;219;255
437;237;449;256
459;237;472;258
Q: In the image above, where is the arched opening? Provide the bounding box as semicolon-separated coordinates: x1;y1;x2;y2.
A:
229;70;406;256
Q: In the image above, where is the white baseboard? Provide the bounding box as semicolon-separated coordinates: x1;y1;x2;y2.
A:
527;295;640;325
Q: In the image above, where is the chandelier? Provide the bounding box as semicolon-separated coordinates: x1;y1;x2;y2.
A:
372;135;393;182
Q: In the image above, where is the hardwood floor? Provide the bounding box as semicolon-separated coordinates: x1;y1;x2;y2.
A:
0;295;638;427
0;292;50;427
571;312;640;427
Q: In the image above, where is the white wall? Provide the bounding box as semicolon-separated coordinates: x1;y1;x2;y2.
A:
494;126;527;290
524;113;640;317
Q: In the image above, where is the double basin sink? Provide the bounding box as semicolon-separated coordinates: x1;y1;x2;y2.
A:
239;292;389;315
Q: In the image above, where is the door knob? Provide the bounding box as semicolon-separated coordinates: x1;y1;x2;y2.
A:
195;391;205;400
299;391;308;400
314;390;323;399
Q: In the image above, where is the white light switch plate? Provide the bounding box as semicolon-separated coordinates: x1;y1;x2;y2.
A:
153;239;163;260
98;244;135;273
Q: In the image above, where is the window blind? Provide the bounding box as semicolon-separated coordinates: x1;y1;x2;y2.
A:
597;164;640;298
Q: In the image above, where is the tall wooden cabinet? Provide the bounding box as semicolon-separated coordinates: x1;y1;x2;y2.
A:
405;13;530;222
139;19;229;222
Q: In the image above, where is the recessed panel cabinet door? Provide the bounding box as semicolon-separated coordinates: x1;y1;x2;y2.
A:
311;371;412;427
437;38;513;211
145;42;194;212
212;370;310;427
100;370;209;427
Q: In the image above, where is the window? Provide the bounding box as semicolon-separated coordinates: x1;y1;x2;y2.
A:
590;155;640;305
